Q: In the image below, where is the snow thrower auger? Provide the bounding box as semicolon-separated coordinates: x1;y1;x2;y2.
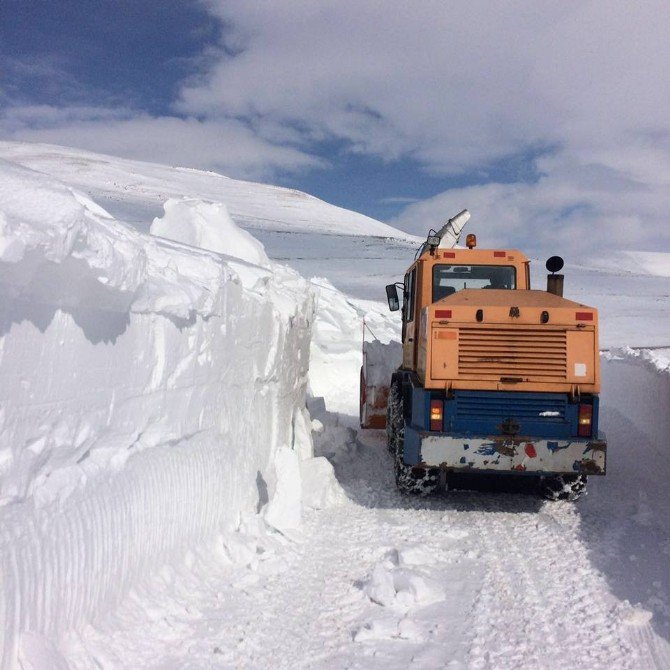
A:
360;209;607;500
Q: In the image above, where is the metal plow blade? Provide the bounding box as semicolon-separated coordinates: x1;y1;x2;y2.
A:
360;338;402;429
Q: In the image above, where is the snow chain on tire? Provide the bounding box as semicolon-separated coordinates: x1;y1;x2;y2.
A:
540;474;588;502
386;383;402;454
388;381;439;496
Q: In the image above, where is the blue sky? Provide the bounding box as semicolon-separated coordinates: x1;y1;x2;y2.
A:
0;0;512;222
0;1;218;112
1;1;669;253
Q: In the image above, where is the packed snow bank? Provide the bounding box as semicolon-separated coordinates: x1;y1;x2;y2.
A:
150;197;270;267
582;350;670;647
598;349;670;528
309;277;400;415
0;161;314;667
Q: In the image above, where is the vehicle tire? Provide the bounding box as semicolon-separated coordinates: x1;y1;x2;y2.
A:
386;382;402;454
540;474;588;502
388;382;439;496
394;455;440;496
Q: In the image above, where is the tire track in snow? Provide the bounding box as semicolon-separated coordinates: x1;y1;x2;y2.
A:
183;430;638;669
68;424;654;669
464;503;633;670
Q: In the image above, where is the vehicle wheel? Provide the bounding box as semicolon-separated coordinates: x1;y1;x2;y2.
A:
388;384;439;495
394;454;440;496
540;474;588;502
386;383;403;454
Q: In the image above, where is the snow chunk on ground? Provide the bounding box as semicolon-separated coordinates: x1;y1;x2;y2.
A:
397;545;435;567
617;601;654;627
151;197;270;267
264;446;302;533
363;551;445;610
300;456;346;510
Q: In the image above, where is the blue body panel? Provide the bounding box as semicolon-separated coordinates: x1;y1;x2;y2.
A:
411;388;599;439
404;385;603;474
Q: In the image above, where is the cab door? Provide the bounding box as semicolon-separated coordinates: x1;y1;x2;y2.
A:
402;266;417;369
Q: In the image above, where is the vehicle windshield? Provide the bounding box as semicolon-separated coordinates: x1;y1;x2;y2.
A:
433;264;516;301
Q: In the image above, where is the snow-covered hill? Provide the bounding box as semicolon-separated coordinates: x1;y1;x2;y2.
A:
1;142;669;669
0;141;418;241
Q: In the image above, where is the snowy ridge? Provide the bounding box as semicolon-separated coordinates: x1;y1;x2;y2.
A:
0;141;418;241
0;161;314;665
585;250;670;278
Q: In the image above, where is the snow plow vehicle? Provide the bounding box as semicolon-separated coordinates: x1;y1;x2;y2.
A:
360;210;606;500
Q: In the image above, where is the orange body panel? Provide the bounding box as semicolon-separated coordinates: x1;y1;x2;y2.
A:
402;249;529;369
405;248;601;395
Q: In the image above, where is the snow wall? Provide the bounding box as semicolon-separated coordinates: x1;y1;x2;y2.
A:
599;350;670;528
0;162;314;667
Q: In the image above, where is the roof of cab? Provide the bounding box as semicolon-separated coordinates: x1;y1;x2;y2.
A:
434;288;593;309
419;247;529;263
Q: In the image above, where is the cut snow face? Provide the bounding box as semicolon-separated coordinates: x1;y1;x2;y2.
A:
309;277;400;415
263;445;303;535
0;156;314;664
150;197;270;267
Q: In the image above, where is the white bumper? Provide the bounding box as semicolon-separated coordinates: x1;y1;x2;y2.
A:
418;434;606;475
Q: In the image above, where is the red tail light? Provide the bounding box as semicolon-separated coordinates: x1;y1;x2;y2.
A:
578;403;593;437
435;309;452;319
575;312;593;321
430;400;443;431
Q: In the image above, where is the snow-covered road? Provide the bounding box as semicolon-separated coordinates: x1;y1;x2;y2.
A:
62;376;670;669
60;348;670;669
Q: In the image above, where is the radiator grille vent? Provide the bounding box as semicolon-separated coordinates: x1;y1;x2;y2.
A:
455;393;567;421
458;327;568;381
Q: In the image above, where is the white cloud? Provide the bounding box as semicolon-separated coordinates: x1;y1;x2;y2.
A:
178;0;670;252
1;105;134;132
391;150;670;255
183;1;670;169
1;109;323;181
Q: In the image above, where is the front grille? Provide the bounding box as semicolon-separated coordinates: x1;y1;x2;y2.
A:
458;327;568;381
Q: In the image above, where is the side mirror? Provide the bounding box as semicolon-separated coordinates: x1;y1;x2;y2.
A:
385;284;400;311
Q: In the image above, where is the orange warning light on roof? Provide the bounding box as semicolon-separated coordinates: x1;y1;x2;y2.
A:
466;234;477;249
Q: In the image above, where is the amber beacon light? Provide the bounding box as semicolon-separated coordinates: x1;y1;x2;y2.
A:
466;233;477;249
